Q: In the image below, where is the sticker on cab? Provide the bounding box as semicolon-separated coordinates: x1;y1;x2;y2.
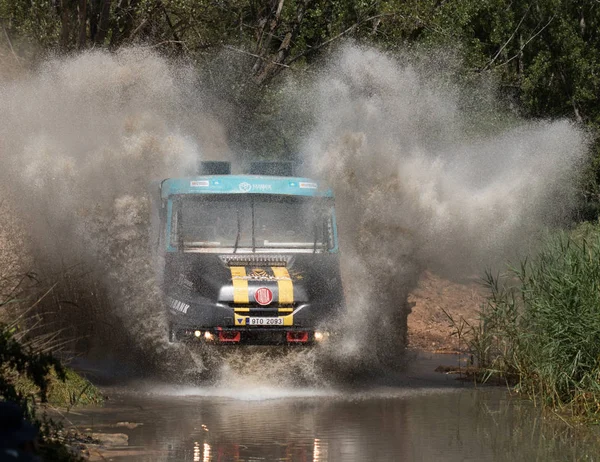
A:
299;182;317;189
235;316;249;326
190;180;209;187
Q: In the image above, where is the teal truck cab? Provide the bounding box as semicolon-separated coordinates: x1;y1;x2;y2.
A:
157;162;345;345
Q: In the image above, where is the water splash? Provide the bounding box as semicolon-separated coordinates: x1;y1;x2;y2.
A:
0;48;228;371
0;45;589;384
299;45;588;366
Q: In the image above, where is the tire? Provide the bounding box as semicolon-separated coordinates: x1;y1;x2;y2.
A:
168;323;177;343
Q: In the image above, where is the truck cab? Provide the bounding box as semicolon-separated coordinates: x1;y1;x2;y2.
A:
157;162;345;345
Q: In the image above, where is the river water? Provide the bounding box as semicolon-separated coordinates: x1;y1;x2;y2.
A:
64;352;599;461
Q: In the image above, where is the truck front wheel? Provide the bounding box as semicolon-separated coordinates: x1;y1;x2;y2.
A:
168;323;178;343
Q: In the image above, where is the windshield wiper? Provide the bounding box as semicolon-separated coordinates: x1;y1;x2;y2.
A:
251;198;256;252
322;217;328;252
233;208;241;254
176;209;184;251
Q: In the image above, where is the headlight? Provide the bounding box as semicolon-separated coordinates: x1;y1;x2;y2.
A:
314;331;329;341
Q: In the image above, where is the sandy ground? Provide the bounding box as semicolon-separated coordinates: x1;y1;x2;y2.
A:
407;271;485;352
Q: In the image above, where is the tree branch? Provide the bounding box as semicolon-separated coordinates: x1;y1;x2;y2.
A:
287;13;394;66
159;1;184;51
559;68;583;123
1;23;20;62
483;5;531;71
78;0;87;48
223;44;290;68
494;15;556;69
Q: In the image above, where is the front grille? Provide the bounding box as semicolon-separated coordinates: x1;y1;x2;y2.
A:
221;255;289;267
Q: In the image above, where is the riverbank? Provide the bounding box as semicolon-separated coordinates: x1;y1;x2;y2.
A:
1;301;103;461
409;224;600;422
407;271;483;352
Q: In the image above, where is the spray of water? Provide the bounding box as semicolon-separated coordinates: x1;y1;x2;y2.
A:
0;44;589;386
299;45;589;369
0;48;229;372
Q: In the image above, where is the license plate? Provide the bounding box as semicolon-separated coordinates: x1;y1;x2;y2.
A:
248;317;283;326
234;316;287;326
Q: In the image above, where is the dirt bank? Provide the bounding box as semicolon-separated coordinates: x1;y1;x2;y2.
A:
407;271;485;352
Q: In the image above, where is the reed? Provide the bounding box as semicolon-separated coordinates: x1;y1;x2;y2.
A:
468;225;600;418
0;279;102;460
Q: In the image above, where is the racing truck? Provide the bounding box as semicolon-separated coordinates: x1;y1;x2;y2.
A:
157;161;345;345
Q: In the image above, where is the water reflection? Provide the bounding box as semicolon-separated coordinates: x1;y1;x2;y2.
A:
69;388;600;461
187;439;327;462
202;443;210;462
314;439;327;461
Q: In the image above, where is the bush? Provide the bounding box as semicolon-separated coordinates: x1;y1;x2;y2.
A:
1;285;102;460
473;224;600;417
0;323;64;407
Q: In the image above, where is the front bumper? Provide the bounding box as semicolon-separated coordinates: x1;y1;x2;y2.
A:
168;299;337;345
172;327;330;345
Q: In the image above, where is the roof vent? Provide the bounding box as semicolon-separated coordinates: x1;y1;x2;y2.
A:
249;161;294;176
199;161;231;175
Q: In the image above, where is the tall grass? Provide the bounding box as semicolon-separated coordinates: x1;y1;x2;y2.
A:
471;224;600;417
0;276;103;460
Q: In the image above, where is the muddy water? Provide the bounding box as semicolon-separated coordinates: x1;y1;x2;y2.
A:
65;353;599;461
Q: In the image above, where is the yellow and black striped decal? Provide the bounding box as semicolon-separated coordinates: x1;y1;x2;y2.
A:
229;266;295;305
230;266;249;304
271;267;294;304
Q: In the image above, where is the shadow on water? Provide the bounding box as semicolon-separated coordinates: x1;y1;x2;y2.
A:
63;352;600;461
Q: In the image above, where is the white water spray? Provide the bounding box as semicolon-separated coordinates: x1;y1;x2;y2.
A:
0;44;589;384
0;48;228;370
300;45;588;367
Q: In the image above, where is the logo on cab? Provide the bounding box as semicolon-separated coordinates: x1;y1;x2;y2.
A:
239;182;252;192
254;287;273;305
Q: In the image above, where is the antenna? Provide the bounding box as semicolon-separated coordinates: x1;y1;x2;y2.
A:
198;161;231;175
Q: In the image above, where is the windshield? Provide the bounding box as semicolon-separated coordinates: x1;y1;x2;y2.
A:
170;195;334;252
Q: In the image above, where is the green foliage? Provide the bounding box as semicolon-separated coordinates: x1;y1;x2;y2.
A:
0;284;101;460
0;323;92;461
9;365;104;407
474;224;600;418
0;323;65;409
0;0;61;48
1;0;600;208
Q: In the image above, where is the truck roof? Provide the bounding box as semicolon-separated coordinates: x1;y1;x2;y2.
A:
161;175;334;200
